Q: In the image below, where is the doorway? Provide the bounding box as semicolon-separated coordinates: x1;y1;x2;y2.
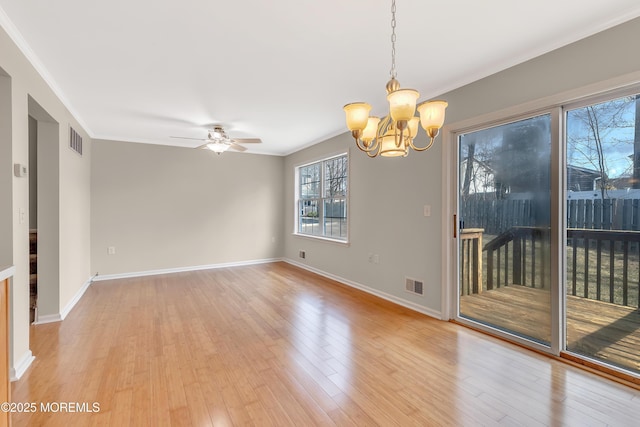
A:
28;116;37;323
452;88;640;379
27;97;60;324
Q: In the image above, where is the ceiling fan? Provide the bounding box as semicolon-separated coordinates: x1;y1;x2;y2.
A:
171;125;262;154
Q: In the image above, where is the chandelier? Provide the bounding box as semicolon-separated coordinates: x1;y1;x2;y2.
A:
343;0;448;158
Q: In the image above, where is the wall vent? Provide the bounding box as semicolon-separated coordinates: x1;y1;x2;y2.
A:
69;126;83;155
405;277;424;295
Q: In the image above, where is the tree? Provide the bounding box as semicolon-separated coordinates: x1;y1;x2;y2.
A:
461;136;476;197
567;96;635;198
324;156;347;197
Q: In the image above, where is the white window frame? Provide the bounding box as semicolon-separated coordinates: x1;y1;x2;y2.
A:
294;152;349;243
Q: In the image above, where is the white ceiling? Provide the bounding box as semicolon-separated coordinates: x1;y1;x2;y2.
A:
1;1;640;156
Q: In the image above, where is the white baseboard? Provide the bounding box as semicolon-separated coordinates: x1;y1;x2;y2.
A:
33;313;62;325
33;277;93;325
283;258;442;320
10;350;35;381
92;257;283;282
60;277;92;319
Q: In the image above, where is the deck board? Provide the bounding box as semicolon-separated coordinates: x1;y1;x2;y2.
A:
460;285;640;372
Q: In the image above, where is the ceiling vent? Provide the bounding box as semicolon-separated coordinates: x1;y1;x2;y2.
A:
69;126;82;156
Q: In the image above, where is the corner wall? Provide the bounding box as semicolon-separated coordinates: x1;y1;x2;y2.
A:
0;22;92;378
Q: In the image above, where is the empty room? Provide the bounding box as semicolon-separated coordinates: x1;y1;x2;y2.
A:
2;1;640;425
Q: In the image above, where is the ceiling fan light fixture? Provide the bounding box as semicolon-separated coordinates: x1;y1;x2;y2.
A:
205;142;230;154
343;0;448;158
171;125;261;154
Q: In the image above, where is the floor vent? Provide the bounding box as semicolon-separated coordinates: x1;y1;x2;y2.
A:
405;277;424;295
69;126;83;155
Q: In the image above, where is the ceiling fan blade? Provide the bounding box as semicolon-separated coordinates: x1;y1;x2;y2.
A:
231;138;262;144
229;142;248;152
170;136;207;141
195;142;215;149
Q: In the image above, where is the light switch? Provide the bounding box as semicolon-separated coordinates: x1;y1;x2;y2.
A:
424;205;431;217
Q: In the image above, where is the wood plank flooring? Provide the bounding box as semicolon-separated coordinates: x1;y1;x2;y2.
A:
11;262;640;426
460;285;640;372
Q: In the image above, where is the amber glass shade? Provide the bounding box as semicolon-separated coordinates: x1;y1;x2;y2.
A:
344;103;371;131
387;89;419;122
379;132;407;157
408;117;419;139
417;100;448;131
362;116;381;142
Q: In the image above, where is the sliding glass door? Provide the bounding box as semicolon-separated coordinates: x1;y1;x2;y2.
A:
565;93;640;374
455;88;640;377
458;114;553;346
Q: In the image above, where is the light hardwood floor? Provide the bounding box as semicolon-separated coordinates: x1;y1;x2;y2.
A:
11;262;640;426
460;285;640;373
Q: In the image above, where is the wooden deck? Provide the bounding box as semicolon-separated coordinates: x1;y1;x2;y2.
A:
460;285;640;372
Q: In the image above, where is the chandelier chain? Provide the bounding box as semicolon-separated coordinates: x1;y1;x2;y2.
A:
390;0;397;79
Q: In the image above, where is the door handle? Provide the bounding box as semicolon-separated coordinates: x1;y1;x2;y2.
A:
453;214;457;238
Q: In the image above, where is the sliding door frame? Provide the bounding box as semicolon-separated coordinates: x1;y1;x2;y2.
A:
441;71;640;363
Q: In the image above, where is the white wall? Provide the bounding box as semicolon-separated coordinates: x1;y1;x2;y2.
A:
91;140;284;276
0;24;92;378
283;17;640;318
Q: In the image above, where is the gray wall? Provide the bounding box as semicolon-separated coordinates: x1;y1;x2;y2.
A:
91;140;285;275
283;17;640;317
0;23;92;377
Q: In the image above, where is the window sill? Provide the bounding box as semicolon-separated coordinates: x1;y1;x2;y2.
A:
292;232;350;246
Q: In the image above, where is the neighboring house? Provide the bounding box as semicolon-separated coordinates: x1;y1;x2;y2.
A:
567;164;606;192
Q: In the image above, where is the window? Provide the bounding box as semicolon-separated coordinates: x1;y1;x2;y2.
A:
296;154;348;241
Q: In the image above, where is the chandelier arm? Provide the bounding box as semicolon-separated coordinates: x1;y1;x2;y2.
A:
378;115;391;136
355;137;379;153
397;127;406;148
409;136;435;152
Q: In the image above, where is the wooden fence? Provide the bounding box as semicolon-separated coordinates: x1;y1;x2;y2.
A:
461;196;640;233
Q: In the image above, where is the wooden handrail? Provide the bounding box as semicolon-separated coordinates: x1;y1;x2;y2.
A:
460;228;484;296
463;226;640;308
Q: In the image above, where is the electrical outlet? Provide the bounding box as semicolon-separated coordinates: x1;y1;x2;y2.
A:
299;250;306;259
107;246;116;255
